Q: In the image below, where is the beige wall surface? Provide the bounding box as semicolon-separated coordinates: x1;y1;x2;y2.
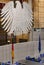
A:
33;0;39;28
0;0;28;3
39;0;44;28
33;0;44;28
0;0;10;3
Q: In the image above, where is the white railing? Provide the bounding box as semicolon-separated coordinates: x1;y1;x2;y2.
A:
0;40;44;63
